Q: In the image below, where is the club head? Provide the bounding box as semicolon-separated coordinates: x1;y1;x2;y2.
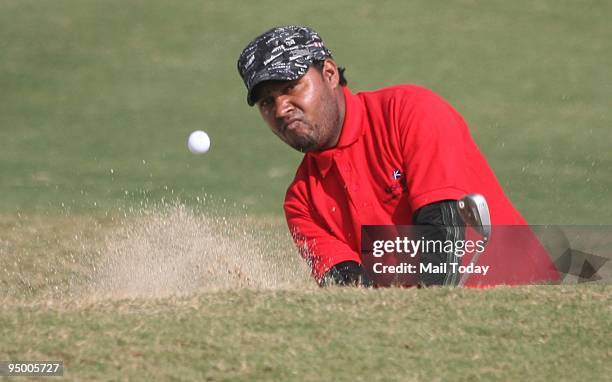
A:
457;193;491;242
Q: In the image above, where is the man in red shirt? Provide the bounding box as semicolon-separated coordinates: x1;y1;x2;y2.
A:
237;26;559;287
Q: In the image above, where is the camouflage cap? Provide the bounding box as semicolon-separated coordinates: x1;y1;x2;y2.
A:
237;25;332;106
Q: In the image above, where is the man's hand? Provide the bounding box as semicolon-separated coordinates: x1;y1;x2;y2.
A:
320;261;373;287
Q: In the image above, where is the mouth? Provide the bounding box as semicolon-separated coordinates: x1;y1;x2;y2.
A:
282;118;304;133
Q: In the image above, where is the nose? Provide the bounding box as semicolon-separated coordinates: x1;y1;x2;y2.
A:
274;95;294;119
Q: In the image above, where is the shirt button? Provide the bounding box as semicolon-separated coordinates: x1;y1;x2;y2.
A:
332;206;336;212
362;202;368;207
352;186;359;192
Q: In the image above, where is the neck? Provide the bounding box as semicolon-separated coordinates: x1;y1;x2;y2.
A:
328;86;346;149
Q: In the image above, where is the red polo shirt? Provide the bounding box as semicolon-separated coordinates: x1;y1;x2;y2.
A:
284;85;559;285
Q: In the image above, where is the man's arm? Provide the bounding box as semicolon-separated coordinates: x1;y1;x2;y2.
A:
285;181;363;286
390;88;472;285
286;198;464;287
413;199;465;286
322;200;464;288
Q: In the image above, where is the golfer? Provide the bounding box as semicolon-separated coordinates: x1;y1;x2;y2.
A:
237;26;559;287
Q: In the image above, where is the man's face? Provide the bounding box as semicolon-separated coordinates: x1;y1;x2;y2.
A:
253;61;344;153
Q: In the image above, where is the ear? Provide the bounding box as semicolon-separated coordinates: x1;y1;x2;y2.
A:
321;59;340;89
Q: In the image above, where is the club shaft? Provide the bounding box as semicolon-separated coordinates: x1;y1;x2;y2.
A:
458;248;484;287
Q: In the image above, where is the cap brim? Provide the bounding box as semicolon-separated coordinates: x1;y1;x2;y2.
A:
246;67;308;106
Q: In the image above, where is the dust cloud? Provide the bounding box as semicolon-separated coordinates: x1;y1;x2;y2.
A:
87;203;313;299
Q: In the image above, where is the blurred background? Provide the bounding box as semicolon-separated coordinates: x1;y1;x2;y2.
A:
1;0;610;224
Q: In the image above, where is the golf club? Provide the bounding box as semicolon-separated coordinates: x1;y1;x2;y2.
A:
457;193;491;287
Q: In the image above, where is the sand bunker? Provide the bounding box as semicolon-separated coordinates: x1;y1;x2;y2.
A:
88;203;312;298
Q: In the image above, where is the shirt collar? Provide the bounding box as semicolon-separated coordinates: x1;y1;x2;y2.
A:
307;87;365;178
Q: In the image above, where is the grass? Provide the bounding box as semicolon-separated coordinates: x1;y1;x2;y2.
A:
1;0;612;380
1;212;611;380
2;287;611;381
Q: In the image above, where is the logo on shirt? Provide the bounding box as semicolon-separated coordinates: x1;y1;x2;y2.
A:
383;169;408;204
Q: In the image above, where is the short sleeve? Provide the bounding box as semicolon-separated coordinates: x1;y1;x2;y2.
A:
397;89;471;211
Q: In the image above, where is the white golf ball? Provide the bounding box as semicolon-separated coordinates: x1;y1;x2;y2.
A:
187;130;211;154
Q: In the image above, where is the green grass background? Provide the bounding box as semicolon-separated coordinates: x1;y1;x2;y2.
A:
1;1;612;380
2;287;611;381
1;0;610;223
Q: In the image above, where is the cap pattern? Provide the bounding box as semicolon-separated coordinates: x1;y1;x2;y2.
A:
237;26;332;105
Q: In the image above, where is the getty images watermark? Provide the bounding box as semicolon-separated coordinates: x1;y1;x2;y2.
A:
370;236;488;276
361;225;611;287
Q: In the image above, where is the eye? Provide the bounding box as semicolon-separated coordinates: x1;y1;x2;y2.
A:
258;97;273;109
